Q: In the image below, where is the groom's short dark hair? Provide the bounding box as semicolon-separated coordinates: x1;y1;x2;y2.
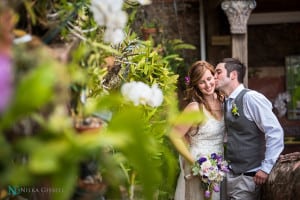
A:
222;58;246;83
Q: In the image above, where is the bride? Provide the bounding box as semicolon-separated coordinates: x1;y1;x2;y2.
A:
169;60;225;200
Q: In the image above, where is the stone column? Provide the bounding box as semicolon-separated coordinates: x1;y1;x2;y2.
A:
221;0;256;86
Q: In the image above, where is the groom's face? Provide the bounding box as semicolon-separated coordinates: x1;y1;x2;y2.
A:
214;63;231;91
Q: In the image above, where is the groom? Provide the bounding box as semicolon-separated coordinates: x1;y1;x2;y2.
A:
214;58;284;200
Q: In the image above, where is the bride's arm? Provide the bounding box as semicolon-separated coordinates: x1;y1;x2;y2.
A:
168;102;202;165
169;126;194;164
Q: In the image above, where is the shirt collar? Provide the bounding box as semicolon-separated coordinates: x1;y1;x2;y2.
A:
228;84;245;100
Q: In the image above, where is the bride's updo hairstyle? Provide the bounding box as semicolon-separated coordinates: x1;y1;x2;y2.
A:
184;60;223;113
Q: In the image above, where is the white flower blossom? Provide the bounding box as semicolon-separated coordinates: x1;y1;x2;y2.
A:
90;0;152;44
121;81;151;106
121;81;164;107
207;166;219;181
106;11;127;29
274;92;291;117
104;28;125;45
136;0;152;5
90;0;128;44
90;1;107;26
147;84;164;107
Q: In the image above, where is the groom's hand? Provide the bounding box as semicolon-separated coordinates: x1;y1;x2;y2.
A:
253;170;268;185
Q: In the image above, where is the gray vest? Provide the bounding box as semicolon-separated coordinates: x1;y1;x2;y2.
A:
225;89;265;174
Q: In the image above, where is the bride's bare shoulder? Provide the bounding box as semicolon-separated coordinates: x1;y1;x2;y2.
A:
184;102;202;112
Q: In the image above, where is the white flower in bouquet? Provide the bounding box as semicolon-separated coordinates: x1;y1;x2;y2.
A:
121;81;163;107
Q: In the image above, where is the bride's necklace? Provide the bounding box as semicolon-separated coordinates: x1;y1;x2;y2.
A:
205;95;222;119
206;95;219;109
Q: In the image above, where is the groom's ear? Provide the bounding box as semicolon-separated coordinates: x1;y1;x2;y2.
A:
230;70;238;80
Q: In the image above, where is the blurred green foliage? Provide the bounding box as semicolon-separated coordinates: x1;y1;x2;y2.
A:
0;1;199;200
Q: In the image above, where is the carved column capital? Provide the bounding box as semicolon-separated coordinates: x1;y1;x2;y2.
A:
222;0;256;34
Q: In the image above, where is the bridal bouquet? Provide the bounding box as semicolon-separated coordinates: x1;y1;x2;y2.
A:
192;153;229;199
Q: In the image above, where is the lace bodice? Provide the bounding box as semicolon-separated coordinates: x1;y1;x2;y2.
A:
188;107;225;159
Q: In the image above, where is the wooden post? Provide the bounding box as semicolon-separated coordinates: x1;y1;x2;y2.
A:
232;34;248;85
221;0;256;87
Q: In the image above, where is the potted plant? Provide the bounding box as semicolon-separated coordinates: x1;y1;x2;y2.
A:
141;20;158;40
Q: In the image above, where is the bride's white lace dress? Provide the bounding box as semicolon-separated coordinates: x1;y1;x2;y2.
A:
174;106;225;200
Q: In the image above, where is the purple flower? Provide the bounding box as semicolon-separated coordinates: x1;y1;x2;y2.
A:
221;166;230;172
211;153;222;161
184;76;190;85
213;184;220;192
0;53;13;113
197;157;207;165
211;153;217;159
204;190;211;198
217;163;224;170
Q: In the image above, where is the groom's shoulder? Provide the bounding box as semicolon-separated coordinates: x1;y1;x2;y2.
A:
243;89;270;103
244;89;265;97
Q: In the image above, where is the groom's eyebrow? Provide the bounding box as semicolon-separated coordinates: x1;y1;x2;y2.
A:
215;69;221;73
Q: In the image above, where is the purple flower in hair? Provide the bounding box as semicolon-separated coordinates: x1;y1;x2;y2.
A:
184;76;190;85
